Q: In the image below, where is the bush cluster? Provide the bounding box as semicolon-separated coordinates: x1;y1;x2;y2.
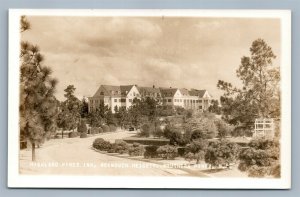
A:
157;145;178;160
101;125;110;133
68;132;79;138
109;124;117;132
128;143;145;156
92;138;112;151
123;137;169;146
90;127;103;134
80;133;88;138
108;140;129;154
144;145;159;159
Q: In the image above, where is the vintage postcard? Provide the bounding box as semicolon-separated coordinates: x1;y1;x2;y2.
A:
8;9;291;188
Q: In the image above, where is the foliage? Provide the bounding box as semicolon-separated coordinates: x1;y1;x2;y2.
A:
215;119;234;138
80;97;89;118
140;123;152;137
123;137;169;146
90;127;103;134
109;124;117;132
80;133;88;138
208;99;221;115
190;130;206;140
231;126;253;137
128;143;145;156
77;120;87;133
144;145;159;158
101;125;110;133
169;130;190;146
217;39;280;128
20;16;58;161
238;139;280;177
183;112;218;139
92;138;112;151
68;132;79;138
108;140;129;154
185;139;209;164
153;127;164;138
157;145;178;160
205;140;240;168
57;85;81;138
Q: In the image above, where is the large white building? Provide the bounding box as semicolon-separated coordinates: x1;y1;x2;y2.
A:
88;85;212;113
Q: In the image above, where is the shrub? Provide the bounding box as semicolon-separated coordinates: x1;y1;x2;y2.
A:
68;132;79;138
92;138;112;151
77;120;87;134
238;139;280;177
109;124;117;132
90;127;103;134
80;133;88;138
191;130;205;140
109;140;129;154
185;139;208;164
144;145;159;158
140;124;151;137
123;137;169;146
169;131;189;146
128;144;145;156
184;152;195;162
157;145;178;160
101;125;110;133
153;127;164;138
177;147;186;157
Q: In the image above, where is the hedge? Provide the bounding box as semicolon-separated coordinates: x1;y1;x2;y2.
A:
80;133;88;138
144;145;159;159
128;144;145;156
109;124;117;132
108;140;129;154
157;145;178;160
123;137;169;146
92;138;112;151
102;125;110;133
68;132;79;138
90;127;103;134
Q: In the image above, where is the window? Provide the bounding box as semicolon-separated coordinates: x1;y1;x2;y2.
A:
168;99;172;102
121;98;126;102
129;99;133;103
100;92;104;95
114;99;117;102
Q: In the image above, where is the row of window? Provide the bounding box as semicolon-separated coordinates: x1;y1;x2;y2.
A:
163;98;204;103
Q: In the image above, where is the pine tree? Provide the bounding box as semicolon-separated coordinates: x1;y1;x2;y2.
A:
19;16;58;161
57;85;81;138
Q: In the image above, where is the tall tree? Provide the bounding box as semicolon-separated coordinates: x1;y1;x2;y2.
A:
80;97;89;118
20;16;58;161
57;85;81;138
217;39;280;128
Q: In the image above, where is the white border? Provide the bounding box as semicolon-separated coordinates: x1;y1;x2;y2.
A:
8;9;291;189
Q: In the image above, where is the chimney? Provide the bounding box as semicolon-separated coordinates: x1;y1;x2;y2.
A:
170;87;172;89
153;85;155;88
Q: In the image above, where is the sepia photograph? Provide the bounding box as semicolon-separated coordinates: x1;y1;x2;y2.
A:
8;9;291;188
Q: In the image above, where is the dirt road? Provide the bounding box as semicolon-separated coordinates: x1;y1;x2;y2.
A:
19;131;190;176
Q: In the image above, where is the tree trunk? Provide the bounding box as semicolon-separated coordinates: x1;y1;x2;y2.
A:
31;142;36;161
61;130;64;139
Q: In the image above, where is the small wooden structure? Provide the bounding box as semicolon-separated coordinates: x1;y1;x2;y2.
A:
254;118;275;139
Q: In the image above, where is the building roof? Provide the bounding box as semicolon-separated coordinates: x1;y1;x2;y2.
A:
179;88;190;96
189;89;207;98
138;86;161;96
120;85;135;96
159;87;178;97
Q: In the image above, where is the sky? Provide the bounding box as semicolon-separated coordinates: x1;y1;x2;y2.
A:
21;16;281;101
